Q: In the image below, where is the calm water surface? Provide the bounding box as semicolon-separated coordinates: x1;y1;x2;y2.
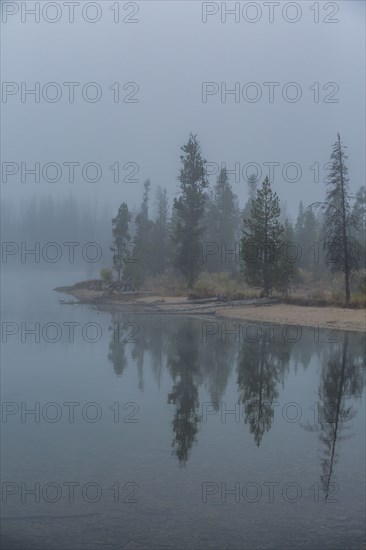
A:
1;269;365;549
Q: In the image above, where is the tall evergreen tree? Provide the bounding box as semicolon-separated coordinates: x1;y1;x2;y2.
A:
294;201;306;268
111;202;131;281
128;179;154;287
241;177;284;296
351;186;366;269
202;188;215;270
316;134;359;305
276;218;297;296
243;173;259;221
151;186;169;275
295;202;319;272
171;134;208;288
295;201;305;234
248;173;258;202
204;167;240;273
304;208;321;277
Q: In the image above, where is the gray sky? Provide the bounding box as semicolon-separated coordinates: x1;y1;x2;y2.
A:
1;0;365;217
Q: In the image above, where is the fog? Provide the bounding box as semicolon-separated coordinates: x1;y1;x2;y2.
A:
2;0;365;217
1;3;366;550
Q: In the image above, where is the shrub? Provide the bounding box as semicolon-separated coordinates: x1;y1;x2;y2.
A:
358;275;366;295
295;268;313;285
330;288;344;306
350;292;366;308
100;268;113;282
309;289;329;306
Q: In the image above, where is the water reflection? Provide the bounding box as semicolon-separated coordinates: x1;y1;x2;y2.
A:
236;326;291;447
107;315;365;471
108;323;128;377
167;322;201;465
302;332;365;499
201;330;236;411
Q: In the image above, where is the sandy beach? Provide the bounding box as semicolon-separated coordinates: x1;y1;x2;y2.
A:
56;287;366;333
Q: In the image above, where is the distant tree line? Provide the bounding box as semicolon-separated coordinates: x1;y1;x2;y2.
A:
1;195;111;272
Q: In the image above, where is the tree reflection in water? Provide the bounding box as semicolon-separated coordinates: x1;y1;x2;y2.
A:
166;321;202;465
236;325;291;446
107;315;365;471
302;332;365;499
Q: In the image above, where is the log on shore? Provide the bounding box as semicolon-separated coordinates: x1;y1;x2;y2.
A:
187;296;227;304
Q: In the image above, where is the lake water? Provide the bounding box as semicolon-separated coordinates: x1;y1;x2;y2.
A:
1;268;365;549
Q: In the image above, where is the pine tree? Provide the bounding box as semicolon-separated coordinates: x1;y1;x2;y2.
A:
295;201;305;243
303;208;319;273
243;173;259;221
171;134;208;288
317;134;359;306
111;203;131;281
201;188;215;272
204;167;240;273
294;201;305;269
295;202;319;272
151;186;169;275
276;218;298;296
241;177;284;296
248;173;258;202
351;186;366;269
214;168;240;271
129;179;154;287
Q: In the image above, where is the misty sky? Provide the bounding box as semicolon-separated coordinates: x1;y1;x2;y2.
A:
1;0;365;218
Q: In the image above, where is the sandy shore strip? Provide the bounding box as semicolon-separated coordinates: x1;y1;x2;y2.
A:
217;304;365;333
55;287;366;333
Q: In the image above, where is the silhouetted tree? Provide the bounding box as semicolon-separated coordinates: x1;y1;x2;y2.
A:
204;167;240;273
111;202;131;281
276;218;298;295
241;177;284;296
295;202;319;273
150;186;169;275
243;173;259;222
351;185;366;269
315;134;360;305
171;134;208;288
127;180;154;287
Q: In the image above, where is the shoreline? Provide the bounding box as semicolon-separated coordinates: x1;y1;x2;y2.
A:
55;286;366;333
216;304;365;333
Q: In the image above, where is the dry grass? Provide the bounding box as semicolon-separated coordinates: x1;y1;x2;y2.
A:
283;271;366;308
136;270;366;308
143;273;187;297
189;272;259;300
